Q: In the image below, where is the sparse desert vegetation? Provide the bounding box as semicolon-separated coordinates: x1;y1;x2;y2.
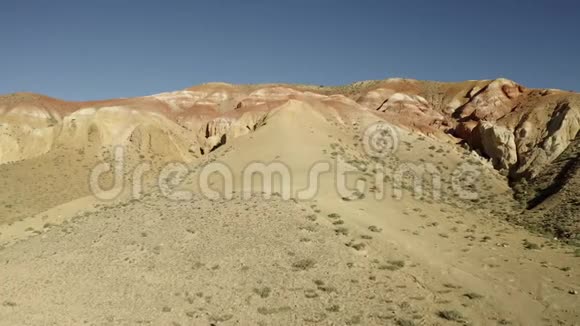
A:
0;78;579;325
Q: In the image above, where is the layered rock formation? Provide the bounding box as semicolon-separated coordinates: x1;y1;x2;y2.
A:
351;78;580;182
1;79;578;183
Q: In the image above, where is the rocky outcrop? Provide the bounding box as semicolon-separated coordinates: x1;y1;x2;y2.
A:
454;78;524;121
458;92;578;180
512;101;580;179
197;112;268;154
471;121;517;171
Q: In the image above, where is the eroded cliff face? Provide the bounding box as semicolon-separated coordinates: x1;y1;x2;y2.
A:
457;84;580;180
1;79;578;183
350;78;579;181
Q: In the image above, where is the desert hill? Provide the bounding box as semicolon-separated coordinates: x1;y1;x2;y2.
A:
1;77;578;237
0;78;579;325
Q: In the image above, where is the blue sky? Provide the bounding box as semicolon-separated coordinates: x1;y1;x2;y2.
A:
1;0;579;100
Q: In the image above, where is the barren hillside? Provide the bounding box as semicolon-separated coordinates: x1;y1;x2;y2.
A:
0;78;578;325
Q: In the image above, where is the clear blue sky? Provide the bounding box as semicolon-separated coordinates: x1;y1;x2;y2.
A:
1;0;579;100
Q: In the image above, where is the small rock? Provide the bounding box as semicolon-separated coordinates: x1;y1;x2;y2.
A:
569;290;578;295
